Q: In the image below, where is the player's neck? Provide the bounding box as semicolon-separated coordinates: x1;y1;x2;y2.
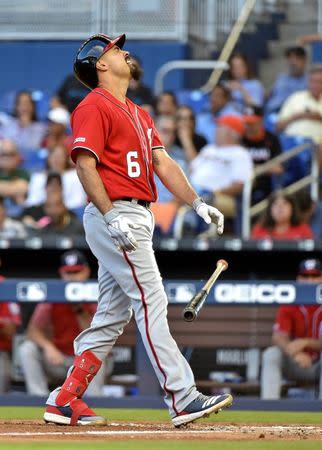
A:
97;79;129;104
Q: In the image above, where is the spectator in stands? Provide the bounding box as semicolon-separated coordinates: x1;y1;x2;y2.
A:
0;257;22;393
251;191;313;240
276;67;322;146
4;91;47;153
196;83;241;144
242;106;283;203
22;172;63;230
126;55;154;109
0;139;29;218
189;115;252;235
225;52;265;110
0;196;27;239
156;115;188;174
152;115;188;235
261;258;322;399
155;91;178;117
37;191;84;236
265;46;308;114
19;250;107;396
42;107;71;152
295;189;322;240
25;143;86;211
175;105;207;161
51;74;90;113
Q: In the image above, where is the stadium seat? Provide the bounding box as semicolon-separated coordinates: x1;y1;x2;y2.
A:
264;112;278;133
176;89;209;114
150;201;179;237
278;134;313;186
71;206;86;222
20;148;48;172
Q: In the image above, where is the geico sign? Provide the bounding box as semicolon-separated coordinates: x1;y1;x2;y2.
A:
65;283;99;301
215;284;296;304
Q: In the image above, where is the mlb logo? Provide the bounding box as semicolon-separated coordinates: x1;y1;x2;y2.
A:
16;282;47;301
166;283;196;303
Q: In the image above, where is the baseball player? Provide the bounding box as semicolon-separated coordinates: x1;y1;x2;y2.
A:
261;258;322;399
44;33;232;427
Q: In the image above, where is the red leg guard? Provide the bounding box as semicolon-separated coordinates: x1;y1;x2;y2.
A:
56;350;102;406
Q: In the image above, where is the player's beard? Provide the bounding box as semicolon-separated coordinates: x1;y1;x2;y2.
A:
129;61;143;81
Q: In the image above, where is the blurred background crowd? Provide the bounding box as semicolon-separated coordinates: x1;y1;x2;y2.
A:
1;41;322;241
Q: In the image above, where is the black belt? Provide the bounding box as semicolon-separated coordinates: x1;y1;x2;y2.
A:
120;197;151;208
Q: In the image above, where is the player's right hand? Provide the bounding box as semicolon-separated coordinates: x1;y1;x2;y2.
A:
104;209;139;252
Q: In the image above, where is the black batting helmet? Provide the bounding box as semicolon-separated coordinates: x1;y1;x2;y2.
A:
73;33;126;90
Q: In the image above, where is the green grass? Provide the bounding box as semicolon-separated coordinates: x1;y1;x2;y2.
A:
0;442;320;450
1;407;322;449
0;407;322;424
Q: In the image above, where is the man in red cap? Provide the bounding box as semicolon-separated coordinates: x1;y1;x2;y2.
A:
19;250;108;397
261;258;322;399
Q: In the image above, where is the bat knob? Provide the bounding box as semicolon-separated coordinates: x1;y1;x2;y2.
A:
217;259;228;271
183;307;196;322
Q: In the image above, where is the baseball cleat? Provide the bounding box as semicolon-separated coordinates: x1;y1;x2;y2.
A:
172;393;233;428
44;398;107;426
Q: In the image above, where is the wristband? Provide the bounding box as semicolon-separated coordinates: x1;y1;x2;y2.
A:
192;197;205;211
103;208;119;223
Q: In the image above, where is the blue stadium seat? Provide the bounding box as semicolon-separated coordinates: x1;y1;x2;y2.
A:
264;112;278;133
20;148;48;172
176;89;209;114
0;90;17;114
278;134;313;186
71;206;85;222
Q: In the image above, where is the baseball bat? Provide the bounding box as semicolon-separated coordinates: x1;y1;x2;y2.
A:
183;259;228;322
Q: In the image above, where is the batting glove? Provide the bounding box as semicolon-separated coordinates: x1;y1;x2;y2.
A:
192;197;224;235
104;209;139;252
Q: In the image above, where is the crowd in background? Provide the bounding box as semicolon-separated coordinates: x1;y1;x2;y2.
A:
1;40;322;398
0;45;322;241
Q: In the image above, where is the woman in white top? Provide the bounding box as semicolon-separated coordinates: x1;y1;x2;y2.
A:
25;143;86;210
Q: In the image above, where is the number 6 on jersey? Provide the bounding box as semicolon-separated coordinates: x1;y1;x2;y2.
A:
127;151;141;178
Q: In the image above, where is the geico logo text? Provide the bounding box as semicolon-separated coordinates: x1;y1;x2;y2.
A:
215;284;296;303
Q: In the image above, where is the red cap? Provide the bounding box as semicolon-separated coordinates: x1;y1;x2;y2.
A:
216;115;245;135
243;106;264;124
243;115;262;124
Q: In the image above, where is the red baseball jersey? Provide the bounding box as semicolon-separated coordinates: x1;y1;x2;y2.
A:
0;302;21;351
70;88;164;202
30;304;97;355
273;305;322;360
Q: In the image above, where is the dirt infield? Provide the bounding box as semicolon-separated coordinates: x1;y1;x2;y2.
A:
0;420;322;442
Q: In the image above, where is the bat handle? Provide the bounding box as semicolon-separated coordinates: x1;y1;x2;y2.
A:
182;290;208;322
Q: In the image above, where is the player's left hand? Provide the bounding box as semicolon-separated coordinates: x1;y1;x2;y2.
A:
193;197;224;234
